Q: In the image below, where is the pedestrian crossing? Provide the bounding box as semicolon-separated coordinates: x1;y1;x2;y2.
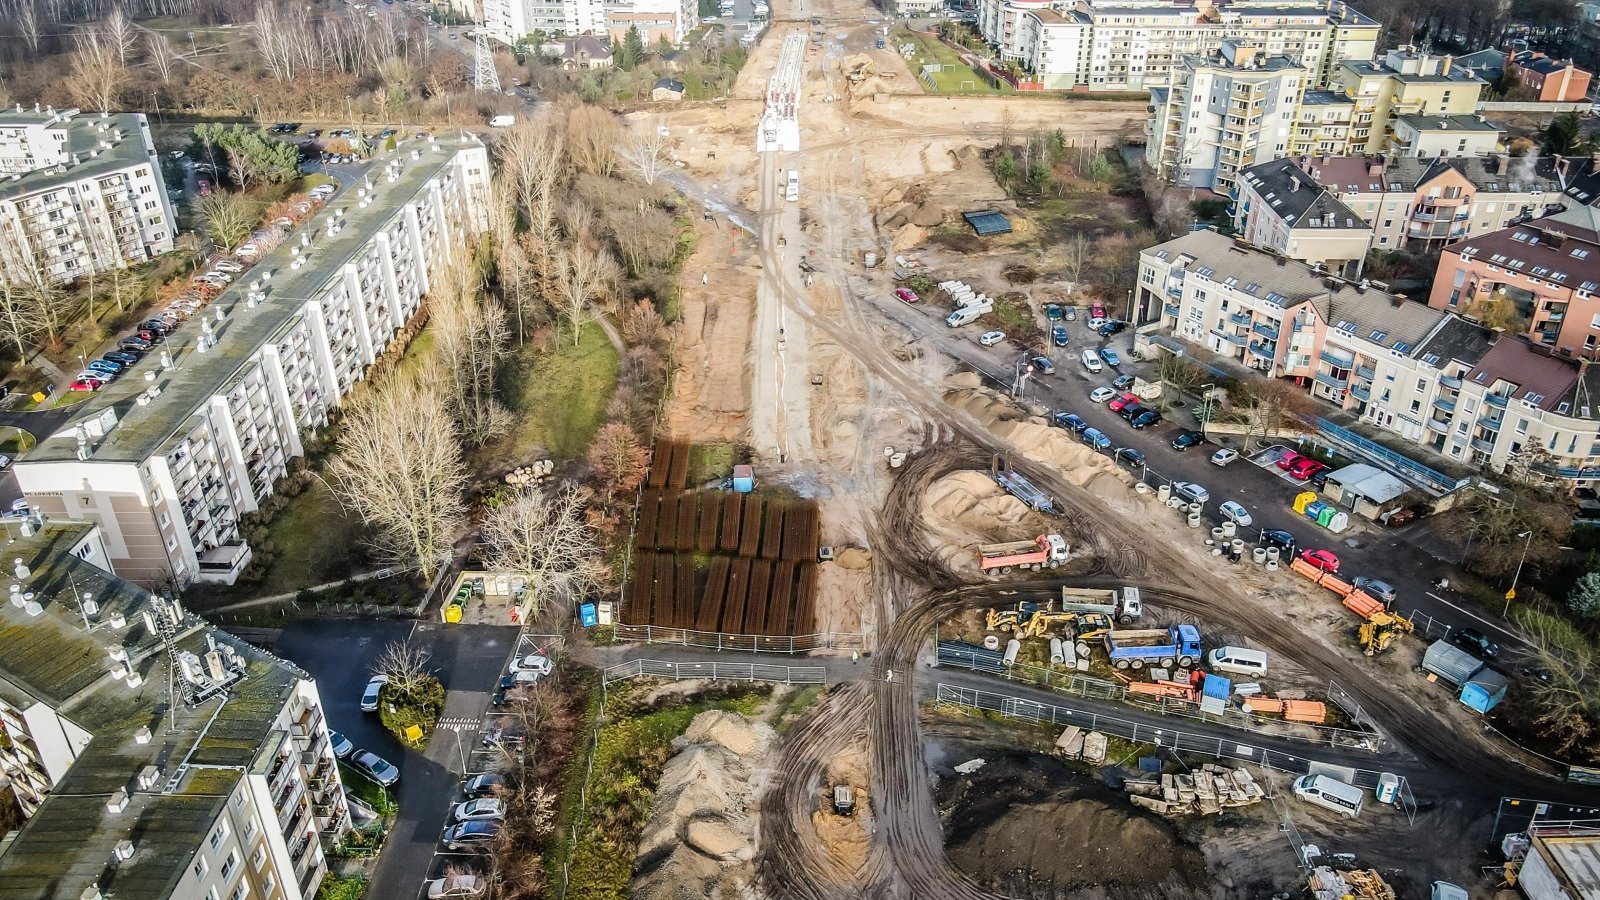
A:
437;717;480;731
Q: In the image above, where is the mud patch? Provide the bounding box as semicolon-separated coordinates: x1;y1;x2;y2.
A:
936;749;1210;900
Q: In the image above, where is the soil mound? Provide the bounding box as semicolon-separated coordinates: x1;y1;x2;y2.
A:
944;381;1136;495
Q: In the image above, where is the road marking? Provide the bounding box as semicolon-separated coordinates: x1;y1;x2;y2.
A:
437;717;480;731
1423;592;1520;640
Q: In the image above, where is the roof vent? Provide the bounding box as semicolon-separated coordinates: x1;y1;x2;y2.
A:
24;599;41;616
13;558;30;580
112;840;134;862
125;670;143;688
110;663;128;680
108;645;129;664
106;789;128;813
134;725;151;744
137;765;159;790
109;612;126;629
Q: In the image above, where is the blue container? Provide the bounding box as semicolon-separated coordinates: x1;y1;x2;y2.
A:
1304;500;1327;521
580;603;598;627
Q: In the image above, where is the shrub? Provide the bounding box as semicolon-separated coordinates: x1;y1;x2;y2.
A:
378;674;445;748
1569;572;1600;618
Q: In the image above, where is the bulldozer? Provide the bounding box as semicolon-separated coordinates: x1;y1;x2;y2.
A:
1358;611;1415;656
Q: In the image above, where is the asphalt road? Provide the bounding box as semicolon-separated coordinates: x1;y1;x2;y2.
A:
272;619;521;899
859;290;1527;657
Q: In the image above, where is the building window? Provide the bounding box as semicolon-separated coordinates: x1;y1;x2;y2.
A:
252;844;267;870
219;850;238;880
1409;399;1421;413
1517;419;1529;434
193;857;209;880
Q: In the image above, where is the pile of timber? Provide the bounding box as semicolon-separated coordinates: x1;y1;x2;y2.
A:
1308;868;1397;900
1122;764;1266;816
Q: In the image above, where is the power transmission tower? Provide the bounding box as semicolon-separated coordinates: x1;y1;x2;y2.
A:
473;30;501;93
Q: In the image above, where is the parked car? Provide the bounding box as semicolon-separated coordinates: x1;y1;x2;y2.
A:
1089;303;1107;327
1299;549;1341;572
462;773;504;799
978;330;1005;347
360;675;388;712
1114;447;1146;469
350;749;399;786
1259;529;1297;555
1112;374;1136;390
1218;501;1253;527
441;820;501;851
1099;347;1121;367
1131;409;1162;429
1173;481;1210;504
86;359;123;376
1170;430;1206;451
1352;576;1396;604
77;370;114;385
1063;306;1077;321
212;260;244;273
1030;356;1055;375
119;336;154;352
69;379;102;392
1210;448;1239;467
1053;325;1069;347
1108;393;1140;412
1450;627;1499;660
1089;387;1117;403
1044;303;1063;321
1081;427;1111;451
508;653;553;676
1288;458;1326;481
104;351;141;366
452;798;505;822
1276;450;1305;471
893;287;918;304
0;455;10;470
1117;402;1146;422
1098;320;1128;336
329;731;354;759
1052;412;1088;433
426;874;487;898
499;669;545;690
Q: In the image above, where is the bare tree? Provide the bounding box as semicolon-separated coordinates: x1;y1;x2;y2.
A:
65;29;123;112
326;376;467;580
104;7;137;66
195;190;254;249
431;257;511;445
146;30;176;83
479;487;605;615
564;104;619;177
556;242;619;346
616;125;672;186
1062;232;1091;296
0;226;48;359
372;638;435;696
17;0;40;55
1235;377;1314;452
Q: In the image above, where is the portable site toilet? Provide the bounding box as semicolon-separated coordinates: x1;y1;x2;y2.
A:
1430;882;1469;900
732;465;755;493
1375;772;1400;804
1459;668;1510;713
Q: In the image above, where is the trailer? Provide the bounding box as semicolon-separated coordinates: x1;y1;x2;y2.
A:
1421;640;1483;687
993;467;1056;514
1058;586;1143;624
978;534;1068;574
1104;624;1202;669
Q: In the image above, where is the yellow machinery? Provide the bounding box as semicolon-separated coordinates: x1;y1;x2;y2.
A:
1357;611;1415;656
1020;610;1079;640
985;607;1027;633
986;602;1091;641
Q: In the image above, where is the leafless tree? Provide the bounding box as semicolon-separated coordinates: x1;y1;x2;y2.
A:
372;638;436;696
65;29;122;112
495;119;564;241
555;241;619;346
479;487;605;616
564;104;619;177
616;125;672;186
104;6;136;66
326;376;467;580
431;257;511;445
1062;232;1091;296
17;0;40;55
0;226;48;359
195;190;254;250
146;30;175;83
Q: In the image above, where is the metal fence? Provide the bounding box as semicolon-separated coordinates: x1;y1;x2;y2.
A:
1312;417;1472;497
1406;607;1454;641
600;658;827;687
936;646;1382;750
611;623;869;654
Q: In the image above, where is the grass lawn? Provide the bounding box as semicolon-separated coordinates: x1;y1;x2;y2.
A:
897;29;1011;95
492;323;619;462
258;481;366;595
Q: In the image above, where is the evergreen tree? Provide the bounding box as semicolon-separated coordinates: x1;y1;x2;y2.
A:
1570;571;1600;618
620;25;645;70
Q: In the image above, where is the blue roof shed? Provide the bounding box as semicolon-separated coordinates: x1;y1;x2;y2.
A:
1459;668;1509;714
962;209;1012;236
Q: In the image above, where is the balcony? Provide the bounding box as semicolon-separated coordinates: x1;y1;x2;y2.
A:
1486;393;1510;409
1439;374;1463;389
1319;349;1354;368
1426;417;1450;434
1228;312;1252;327
1314;371;1350;389
1251;321;1280;340
1433;396;1457;413
1350;384;1371;401
1248;341;1275;358
1477;415;1503;431
1471;437;1497;453
1356;365;1376;380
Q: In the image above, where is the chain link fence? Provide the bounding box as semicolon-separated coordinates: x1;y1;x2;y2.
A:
611;623;868;654
600;658;827;687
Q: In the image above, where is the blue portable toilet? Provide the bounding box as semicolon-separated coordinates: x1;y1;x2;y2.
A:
732;464;754;493
580;603;598;627
1459;669;1509;713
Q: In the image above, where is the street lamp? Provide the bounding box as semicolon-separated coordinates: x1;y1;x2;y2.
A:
1198;381;1216;439
1505;530;1533;617
450;727;468;773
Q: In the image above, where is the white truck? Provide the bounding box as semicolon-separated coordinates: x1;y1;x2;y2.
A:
785;170;799;202
1058;586;1143;624
946;298;993;327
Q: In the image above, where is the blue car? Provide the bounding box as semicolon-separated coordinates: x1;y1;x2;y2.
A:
1099;348;1121;367
1053;412;1088;433
86;359;123;376
1081;427;1111;452
1052;325;1069;347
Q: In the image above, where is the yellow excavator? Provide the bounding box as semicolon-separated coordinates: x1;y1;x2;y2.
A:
986;602;1094;641
1358;611;1415;656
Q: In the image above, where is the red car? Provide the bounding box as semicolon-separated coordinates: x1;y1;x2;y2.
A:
1300;549;1340;572
1276;450;1304;471
894;288;918;304
1289;458;1326;481
69;378;103;392
1108;392;1141;412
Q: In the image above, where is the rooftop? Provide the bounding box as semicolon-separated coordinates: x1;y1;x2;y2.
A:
1531;831;1600;898
1238;159;1367;227
1300;89;1354;106
1393;113;1500;133
0;522;306;899
0;110;155;201
1466;336;1588;414
1449;208;1600;289
28;133;482;466
1341;59;1485;85
1182;49;1302;73
1415;316;1496;369
1293;153;1570;195
1511;51;1587;77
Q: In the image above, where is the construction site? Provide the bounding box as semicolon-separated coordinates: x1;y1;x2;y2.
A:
601;0;1600;896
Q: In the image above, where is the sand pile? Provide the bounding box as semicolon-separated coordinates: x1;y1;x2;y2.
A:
943;381;1136;499
634;710;778;900
924;470;1032;528
812;745;872;871
876;182;947;231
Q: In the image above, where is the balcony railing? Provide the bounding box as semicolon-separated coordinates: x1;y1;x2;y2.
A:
1228;312;1252;327
1478;415;1503;431
1433;396;1457;413
1439;374;1463;389
1319;349;1354;368
1486;393;1510;408
1471;437;1497;453
1248;341;1275;358
1251;321;1280;340
1356;365;1375;380
1427;418;1450;434
1350;384;1371;401
1314;371;1350;389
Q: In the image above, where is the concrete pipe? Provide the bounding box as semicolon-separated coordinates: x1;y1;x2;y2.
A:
1232;539;1246;554
1252;547;1268;563
1213;548;1224;556
1187;513;1202;528
884;445;895;457
1134;482;1151;495
1221;521;1237;537
1265;559;1279;572
1266;547;1281;562
1157;484;1172;503
1050;638;1065;666
1211;527;1225;541
1188;502;1203;514
889;452;907;468
1004;639;1021;667
983;634;1001;651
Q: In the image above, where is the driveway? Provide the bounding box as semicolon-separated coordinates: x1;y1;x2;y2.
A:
272;619;521;899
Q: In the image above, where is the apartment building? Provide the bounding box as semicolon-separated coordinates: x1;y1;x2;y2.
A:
1388;113;1501;157
1232;160;1370;276
605;0;698;44
481;0;607;44
1287;89;1357;157
1235;154;1571;255
12;136;491;586
0;520;349;900
1335;48;1488;155
975;0;1378;92
1508;51;1593;102
1146;42;1306;196
1428;204;1600;355
1142;229;1600;481
0;108;175;286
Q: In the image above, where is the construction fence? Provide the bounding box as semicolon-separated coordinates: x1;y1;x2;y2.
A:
600;658;827;687
610;622;869;654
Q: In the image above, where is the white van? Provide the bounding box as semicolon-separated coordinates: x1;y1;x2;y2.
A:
1208;646;1268;677
1292;774;1363;819
945;300;992;327
488;114;515;128
1081;349;1103;373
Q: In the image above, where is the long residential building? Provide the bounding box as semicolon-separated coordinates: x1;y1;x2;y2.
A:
0;519;349;900
0;107;175;286
1140;228;1600;482
1233;154;1574;268
976;0;1379;92
12;135;491;586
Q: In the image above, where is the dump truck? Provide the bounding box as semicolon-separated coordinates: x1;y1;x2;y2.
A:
1103;624;1201;669
977;534;1068;574
1059;586;1143;624
993;466;1057;514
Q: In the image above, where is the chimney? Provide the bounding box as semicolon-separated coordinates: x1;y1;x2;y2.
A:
1442;55;1453;76
1276;256;1288;267
1290;176;1301;192
1392;294;1404;307
112;840;134;862
106;789;128;814
136;765;159;790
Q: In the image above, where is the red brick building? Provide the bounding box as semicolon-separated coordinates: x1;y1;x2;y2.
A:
1508;51;1593;102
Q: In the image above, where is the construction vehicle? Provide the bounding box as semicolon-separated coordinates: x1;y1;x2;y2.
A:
977;534;1068;574
1059;586;1142;624
992;455;1057;514
1104;624;1202;670
1357;611;1414;656
846;57;874;83
1071;613;1112;658
984;601;1084;639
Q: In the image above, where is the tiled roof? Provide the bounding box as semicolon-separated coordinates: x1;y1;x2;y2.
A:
1293;154;1569;195
1415;316;1495;369
1511;51;1586;77
1238;160;1366;227
1448;211;1600;286
1465;336;1583;412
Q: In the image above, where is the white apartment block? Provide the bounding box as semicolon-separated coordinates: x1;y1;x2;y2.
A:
0;108;175;286
13;136;490;586
1140;229;1600;483
976;0;1378;91
482;0;607;43
1146;42;1306;197
0;520;350;900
